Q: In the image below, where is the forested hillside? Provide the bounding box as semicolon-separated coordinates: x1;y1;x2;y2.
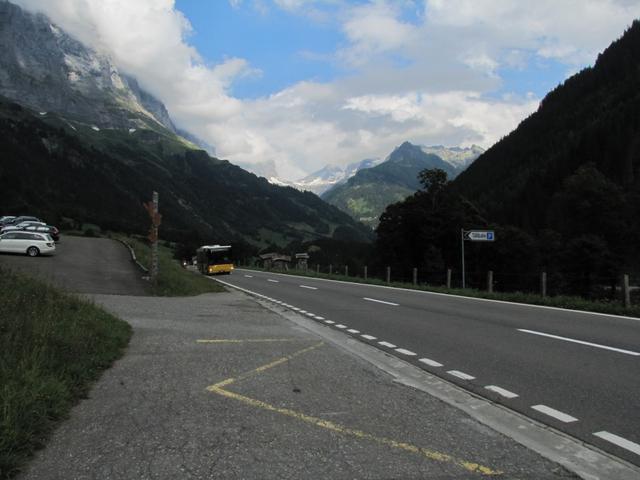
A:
0;98;372;247
375;21;640;297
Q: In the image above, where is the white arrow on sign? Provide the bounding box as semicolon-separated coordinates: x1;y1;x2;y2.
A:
465;230;495;241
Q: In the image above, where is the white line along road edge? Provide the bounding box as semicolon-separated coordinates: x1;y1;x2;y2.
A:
518;329;640;356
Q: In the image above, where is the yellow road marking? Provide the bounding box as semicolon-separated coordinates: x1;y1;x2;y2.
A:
197;338;302;344
208;386;501;476
206;342;503;476
208;342;324;389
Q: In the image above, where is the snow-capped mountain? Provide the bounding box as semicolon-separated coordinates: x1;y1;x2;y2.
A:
0;0;175;133
272;158;382;195
419;144;484;170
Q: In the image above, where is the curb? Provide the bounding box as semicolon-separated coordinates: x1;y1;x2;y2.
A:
116;238;149;274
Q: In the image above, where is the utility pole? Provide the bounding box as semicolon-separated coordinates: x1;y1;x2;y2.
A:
144;191;161;285
461;229;465;289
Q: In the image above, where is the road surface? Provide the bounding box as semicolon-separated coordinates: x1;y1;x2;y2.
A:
219;268;640;467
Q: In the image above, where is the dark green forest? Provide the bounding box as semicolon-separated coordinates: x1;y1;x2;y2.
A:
374;21;640;299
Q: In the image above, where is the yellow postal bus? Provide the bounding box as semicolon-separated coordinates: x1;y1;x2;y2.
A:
196;245;234;275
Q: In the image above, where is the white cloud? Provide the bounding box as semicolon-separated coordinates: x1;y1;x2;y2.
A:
11;0;640;182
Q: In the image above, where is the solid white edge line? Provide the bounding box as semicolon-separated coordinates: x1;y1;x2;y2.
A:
447;370;475;380
518;329;640;356
419;358;443;367
234;269;640;322
485;385;519;399
361;334;377;340
300;285;318;290
594;432;640;456
531;405;578;423
363;297;399;306
378;341;397;348
395;348;417;356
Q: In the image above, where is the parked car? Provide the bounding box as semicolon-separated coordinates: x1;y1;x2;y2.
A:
0;216;15;226
6;216;42;226
0;222;47;235
23;225;60;242
0;231;55;256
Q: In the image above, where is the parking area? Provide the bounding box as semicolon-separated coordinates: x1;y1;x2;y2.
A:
0;235;148;295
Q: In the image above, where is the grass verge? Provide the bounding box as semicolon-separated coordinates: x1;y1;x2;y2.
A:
0;266;132;479
116;236;225;296
243;267;640;318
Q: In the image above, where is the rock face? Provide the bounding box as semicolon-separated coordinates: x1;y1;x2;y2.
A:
0;0;175;131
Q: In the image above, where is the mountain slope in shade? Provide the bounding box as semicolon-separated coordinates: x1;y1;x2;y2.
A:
0;96;373;246
452;19;640;237
322;142;482;227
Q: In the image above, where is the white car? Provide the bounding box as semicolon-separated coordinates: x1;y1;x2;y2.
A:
0;231;55;256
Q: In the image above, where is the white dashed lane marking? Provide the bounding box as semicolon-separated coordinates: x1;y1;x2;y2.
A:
244;275;253;278
347;329;360;334
336;324;348;329
324;320;335;324
594;432;640;456
395;348;417;356
300;285;318;290
485;385;519;399
378;341;397;348
361;334;377;340
363;297;399;306
419;358;443;367
267;279;279;283
531;405;578;423
518;329;640;356
447;370;475;381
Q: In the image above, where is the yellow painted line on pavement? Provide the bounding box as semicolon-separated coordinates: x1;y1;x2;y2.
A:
205;342;503;476
208;342;324;389
197;338;301;344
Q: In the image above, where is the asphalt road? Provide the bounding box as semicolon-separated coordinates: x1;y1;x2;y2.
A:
0;235;148;295
220;268;640;467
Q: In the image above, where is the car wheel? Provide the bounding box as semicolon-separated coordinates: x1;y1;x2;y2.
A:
27;246;39;257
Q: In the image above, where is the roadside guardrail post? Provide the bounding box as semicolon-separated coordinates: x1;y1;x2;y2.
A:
487;270;493;293
316;264;319;274
329;264;332;275
345;265;349;277
623;274;630;309
386;266;391;284
446;269;451;289
541;272;547;298
364;265;368;280
413;267;417;285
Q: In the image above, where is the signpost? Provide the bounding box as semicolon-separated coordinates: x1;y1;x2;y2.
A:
461;229;495;289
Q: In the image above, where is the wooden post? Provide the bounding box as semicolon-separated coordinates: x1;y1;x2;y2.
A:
446;269;451;289
623;274;631;309
143;191;161;285
487;270;493;293
541;272;547;298
386;266;391;284
413;267;417;285
364;265;368;280
345;265;349;277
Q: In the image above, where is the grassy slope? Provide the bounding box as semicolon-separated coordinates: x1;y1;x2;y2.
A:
0;267;132;479
118;236;226;296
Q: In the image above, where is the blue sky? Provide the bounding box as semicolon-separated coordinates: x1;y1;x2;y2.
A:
18;0;640;180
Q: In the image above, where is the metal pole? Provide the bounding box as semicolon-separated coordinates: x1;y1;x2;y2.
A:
150;191;159;285
461;229;465;289
386;266;391;284
364;265;368;280
446;269;452;289
623;274;630;309
413;267;417;285
316;264;320;275
541;272;547;298
345;265;348;277
329;264;332;275
487;270;493;293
